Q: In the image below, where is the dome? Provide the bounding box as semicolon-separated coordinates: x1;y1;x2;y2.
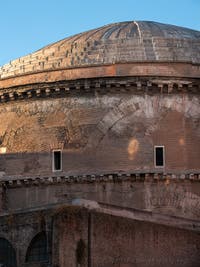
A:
0;21;200;88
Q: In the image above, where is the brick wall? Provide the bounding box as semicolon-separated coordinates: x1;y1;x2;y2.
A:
56;210;200;267
5;181;200;221
90;212;200;267
0;205;199;267
0;91;199;177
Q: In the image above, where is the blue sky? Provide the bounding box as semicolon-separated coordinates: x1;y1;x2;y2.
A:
0;0;199;66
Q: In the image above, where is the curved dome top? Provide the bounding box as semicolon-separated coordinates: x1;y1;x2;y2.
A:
0;21;200;80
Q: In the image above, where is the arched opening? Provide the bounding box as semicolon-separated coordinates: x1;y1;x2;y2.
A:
0;238;17;267
26;231;49;263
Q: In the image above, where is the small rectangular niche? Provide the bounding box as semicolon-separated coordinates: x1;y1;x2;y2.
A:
154;146;165;167
52;150;62;171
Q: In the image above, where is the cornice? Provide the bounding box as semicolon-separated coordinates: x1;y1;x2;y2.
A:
0;76;199;104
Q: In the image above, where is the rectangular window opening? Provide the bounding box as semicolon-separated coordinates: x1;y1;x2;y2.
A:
154;146;165;167
53;150;62;171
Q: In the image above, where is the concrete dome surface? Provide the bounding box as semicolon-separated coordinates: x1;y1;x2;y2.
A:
0;21;200;82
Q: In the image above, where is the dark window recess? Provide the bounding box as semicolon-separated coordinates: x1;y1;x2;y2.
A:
26;232;49;263
76;239;86;265
53;150;61;171
0;238;17;267
155;147;164;167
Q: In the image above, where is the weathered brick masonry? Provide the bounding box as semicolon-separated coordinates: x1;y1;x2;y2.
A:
0;204;200;267
0;85;199;176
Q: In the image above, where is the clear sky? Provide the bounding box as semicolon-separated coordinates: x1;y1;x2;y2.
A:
0;0;199;66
